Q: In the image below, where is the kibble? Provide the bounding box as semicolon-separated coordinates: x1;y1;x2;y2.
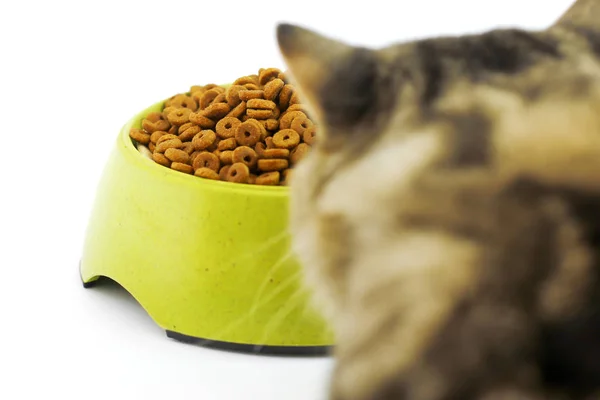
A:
129;67;317;186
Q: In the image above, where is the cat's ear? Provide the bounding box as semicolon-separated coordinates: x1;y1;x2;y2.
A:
276;23;382;132
552;0;600;31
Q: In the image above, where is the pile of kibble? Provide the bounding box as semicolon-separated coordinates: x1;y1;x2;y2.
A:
129;68;315;186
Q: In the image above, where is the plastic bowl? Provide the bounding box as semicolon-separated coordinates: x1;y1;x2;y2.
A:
80;100;333;355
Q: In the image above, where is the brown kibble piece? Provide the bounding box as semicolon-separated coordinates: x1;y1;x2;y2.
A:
148;142;156;152
156;134;179;145
255;142;266;157
280;111;307;130
233;76;257;86
156;137;183;153
263;78;285;101
219;165;231;180
189;111;216;129
256;171;280;186
171;162;193;174
246;109;274;120
258;68;282;86
248;174;257;184
265;136;275;149
273;129;300;149
278;84;294;110
264;118;279;131
247;99;277;110
167;108;192;126
258;159;288;172
129;128;150;145
152;152;170;167
179;125;200;142
216;117;241;139
165;148;191;164
291;115;314;135
192;151;220;172
262;148;290;159
226;163;250;183
194;167;220;180
225;85;245;107
226;101;247;119
303;126;316;145
166;94;198;111
219;150;234;165
142;112;170;133
232;146;258;169
182;142;195;155
202;103;230;120
235;119;262;147
168;125;179;135
200;88;222;109
290;143;310;164
239;90;264;101
217;137;237;151
192;130;217;151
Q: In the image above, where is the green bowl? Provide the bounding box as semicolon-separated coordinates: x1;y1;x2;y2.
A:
80;100;334;355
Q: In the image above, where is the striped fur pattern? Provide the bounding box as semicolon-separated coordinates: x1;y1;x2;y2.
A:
277;1;600;399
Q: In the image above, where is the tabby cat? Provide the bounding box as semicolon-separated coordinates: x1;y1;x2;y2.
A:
276;0;600;399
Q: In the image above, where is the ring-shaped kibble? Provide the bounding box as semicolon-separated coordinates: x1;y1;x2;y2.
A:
225;85;245;107
246;109;274;120
217;137;237;151
145;111;167;123
271;106;281;120
192;151;220;172
258;68;282;86
182;142;195;155
156;137;184;153
129;128;150;145
239;90;264;101
194;167;220;180
235;120;262;147
219;150;233;165
168;125;179;135
263;78;284;101
165;148;191;164
278;84;294;110
162;106;177;121
256;171;280;186
148;142;156;152
202;103;230;120
290;143;311;164
247;99;277;110
167;108;192;126
265;136;275;149
290;115;314;135
178;122;194;134
280;111;307;130
264;118;279;131
207;138;221;152
286;104;309;115
255;142;266;157
192;130;217;151
200;88;222;110
179;125;200;142
273;129;300;149
189;112;216;129
203;83;222;92
167;94;198;111
243;83;260;91
232;146;258;169
219;165;231;180
226;163;250;184
156;134;179;145
233;76;257;86
226;101;247;119
142;118;170;133
190;85;205;94
213;93;228;105
258;158;289;172
303;125;316;145
289;92;301;105
216;117;241;139
171;162;193;174
152;152;171;167
262;148;290;159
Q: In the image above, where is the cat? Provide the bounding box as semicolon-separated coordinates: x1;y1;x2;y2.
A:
276;0;600;399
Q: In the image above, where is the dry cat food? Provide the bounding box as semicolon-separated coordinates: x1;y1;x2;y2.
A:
129;68;317;186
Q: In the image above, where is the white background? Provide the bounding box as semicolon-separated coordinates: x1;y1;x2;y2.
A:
0;1;574;399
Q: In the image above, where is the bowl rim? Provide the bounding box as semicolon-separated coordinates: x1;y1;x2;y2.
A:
119;100;290;198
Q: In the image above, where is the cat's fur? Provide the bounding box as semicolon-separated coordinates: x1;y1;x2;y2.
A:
277;1;600;399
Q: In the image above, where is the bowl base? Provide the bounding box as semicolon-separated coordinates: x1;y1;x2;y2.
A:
165;330;332;357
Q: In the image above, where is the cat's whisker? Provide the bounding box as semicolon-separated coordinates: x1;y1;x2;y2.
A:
248;250;294;316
